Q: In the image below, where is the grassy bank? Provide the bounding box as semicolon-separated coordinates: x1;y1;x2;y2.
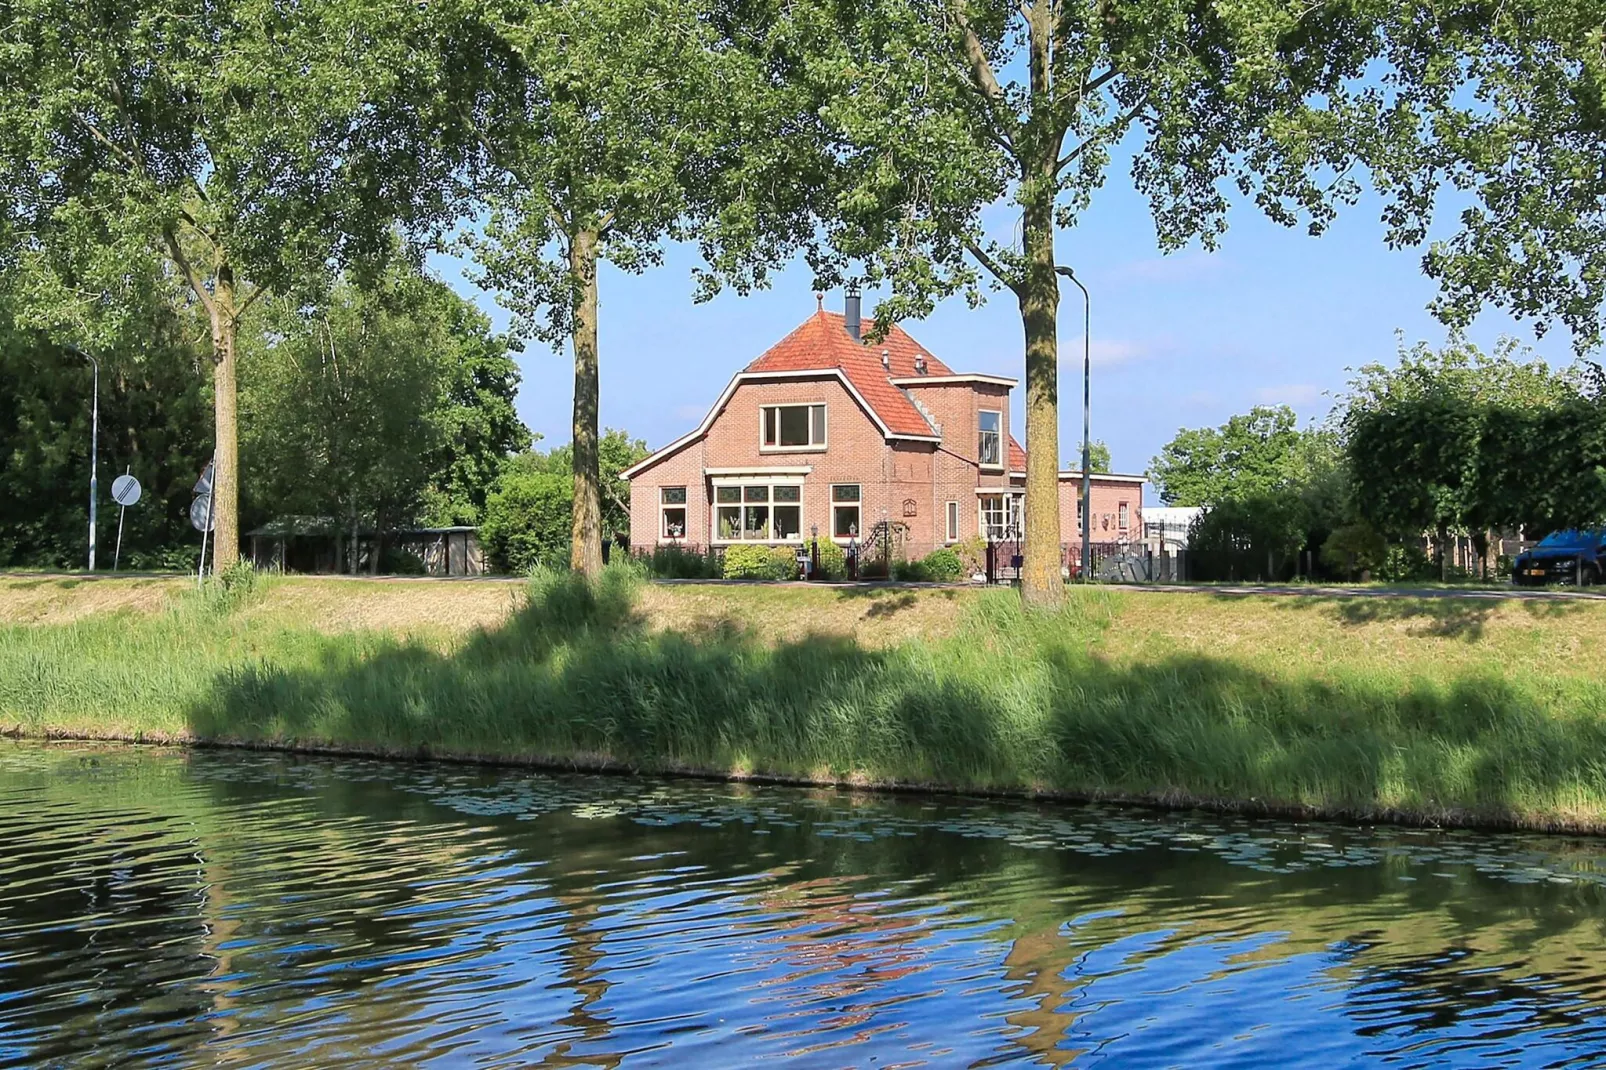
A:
5;571;1606;831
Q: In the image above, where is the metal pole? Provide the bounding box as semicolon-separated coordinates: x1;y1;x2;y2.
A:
1062;269;1093;582
114;466;128;571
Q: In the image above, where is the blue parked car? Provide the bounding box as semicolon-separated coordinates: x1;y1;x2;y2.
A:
1513;529;1606;586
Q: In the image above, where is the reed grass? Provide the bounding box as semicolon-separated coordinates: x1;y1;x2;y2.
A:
5;569;1606;830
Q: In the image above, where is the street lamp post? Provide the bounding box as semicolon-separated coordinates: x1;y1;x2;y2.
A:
65;344;100;571
1059;268;1092;582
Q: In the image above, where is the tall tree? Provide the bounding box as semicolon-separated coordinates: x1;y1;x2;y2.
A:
777;0;1606;602
448;0;821;576
777;0;1393;602
0;0;457;569
240;266;528;569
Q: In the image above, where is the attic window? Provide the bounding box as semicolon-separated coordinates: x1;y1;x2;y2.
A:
762;404;827;450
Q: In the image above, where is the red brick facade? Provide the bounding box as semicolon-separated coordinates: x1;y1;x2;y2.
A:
624;307;1144;564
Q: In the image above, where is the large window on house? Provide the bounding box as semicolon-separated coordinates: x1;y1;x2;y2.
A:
713;482;803;542
832;484;861;539
979;494;1007;540
660;486;687;540
762;404;827;449
1118;502;1130;532
945;500;959;542
978;410;1002;467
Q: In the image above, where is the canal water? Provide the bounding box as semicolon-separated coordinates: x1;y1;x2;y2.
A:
4;742;1606;1068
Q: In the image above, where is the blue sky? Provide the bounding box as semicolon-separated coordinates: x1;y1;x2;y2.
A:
428;174;1577;502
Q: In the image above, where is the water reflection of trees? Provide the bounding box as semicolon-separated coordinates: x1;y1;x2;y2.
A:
6;745;1606;1066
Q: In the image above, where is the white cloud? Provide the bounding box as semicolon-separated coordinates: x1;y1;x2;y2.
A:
1253;384;1323;407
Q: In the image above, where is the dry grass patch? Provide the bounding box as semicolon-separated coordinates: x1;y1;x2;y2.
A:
634;584;977;647
251;577;528;638
0;575;188;623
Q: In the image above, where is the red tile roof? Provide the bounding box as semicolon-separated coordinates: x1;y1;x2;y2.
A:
1009;436;1026;472
744;312;951;438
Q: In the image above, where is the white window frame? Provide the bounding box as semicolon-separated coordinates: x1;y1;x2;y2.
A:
831;484;861;542
710;477;805;544
945;500;959;543
979;494;1007;541
977;409;1003;470
760;403;828;453
659;486;689;542
1118;502;1130;532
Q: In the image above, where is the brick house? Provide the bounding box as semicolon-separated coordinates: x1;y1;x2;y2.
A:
623;296;1145;565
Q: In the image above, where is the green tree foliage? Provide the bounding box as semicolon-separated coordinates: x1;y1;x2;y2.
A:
1158;407;1347;580
443;0;821;577
0;0;458;568
1342;337;1606;550
1086;440;1112;474
0;286;212;569
1151;407;1310;507
239;266;528;571
479;471;573;574
522;431;651;541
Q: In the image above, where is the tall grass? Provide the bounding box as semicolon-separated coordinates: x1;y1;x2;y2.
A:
5;567;1606;829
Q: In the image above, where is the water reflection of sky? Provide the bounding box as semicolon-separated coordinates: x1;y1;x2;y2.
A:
3;741;1605;1068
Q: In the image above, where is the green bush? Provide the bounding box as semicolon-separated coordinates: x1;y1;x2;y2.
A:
722;543;794;580
641;544;720;579
768;546;800;580
480;470;572;574
919;548;964;582
802;537;847;580
381;546;429;575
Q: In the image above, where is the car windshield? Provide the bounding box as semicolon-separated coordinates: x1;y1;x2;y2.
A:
1536;529;1598;550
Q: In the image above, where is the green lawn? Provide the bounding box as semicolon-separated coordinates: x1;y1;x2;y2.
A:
5;569;1606;831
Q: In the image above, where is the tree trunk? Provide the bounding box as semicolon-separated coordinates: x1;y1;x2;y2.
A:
208;263;241;572
569;227;604;577
1017;173;1063;606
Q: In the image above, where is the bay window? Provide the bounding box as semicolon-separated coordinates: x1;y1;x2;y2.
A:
713;480;804;542
979;494;1007;540
762;404;827;450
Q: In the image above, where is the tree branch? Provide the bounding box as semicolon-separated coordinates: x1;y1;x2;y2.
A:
1056;94;1148;174
72;114;142;173
162;227;216;319
233;282;267;322
949;0;1007;105
965;238;1020;292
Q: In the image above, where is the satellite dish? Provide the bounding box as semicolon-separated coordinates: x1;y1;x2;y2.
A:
189;494;216;533
111;473;142;507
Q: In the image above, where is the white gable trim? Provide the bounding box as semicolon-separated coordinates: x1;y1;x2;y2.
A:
889;373;1018;388
620;368;939;479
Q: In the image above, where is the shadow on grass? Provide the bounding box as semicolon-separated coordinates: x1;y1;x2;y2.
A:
1264;593;1593;642
183;572;1606;827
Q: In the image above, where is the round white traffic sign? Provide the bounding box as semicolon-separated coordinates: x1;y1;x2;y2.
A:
111;473;142;507
189;494;215;532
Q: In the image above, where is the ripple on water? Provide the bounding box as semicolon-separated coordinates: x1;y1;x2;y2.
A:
2;741;1606;1068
